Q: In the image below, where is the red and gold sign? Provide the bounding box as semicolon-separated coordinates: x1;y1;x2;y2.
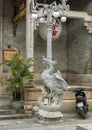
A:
3;50;17;61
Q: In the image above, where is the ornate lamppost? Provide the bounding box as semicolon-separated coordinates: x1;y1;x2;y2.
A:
31;1;68;120
32;1;67;59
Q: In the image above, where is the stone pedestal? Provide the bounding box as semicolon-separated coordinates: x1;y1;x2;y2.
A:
35;108;63;119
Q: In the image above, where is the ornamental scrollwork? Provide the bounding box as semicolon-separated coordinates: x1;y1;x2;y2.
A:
84;21;92;33
59;0;70;11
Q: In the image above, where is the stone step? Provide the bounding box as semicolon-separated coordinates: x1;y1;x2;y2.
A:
25;98;92;113
0;109;16;115
25;84;92;113
0;123;50;130
25;84;92;99
76;124;92;130
0;108;25;114
0;114;26;120
61;99;92;112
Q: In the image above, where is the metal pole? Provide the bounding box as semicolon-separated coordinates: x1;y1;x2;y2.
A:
46;8;52;60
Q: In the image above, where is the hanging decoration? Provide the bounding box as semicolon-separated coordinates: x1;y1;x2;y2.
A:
38;18;62;41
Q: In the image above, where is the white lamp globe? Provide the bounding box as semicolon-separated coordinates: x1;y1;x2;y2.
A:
53;11;60;18
40;18;44;23
31;13;37;19
40;18;45;23
61;16;67;22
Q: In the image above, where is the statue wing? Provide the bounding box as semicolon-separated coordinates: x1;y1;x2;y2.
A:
53;70;68;90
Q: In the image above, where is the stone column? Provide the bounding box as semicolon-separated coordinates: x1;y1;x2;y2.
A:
0;0;3;93
0;0;3;75
0;0;12;108
26;0;34;71
25;0;35;114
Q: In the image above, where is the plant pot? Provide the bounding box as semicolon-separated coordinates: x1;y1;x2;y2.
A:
12;100;24;111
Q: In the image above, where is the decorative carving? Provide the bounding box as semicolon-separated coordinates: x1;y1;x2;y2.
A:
37;57;68;112
13;8;26;23
13;22;18;36
13;1;26;36
84;21;92;33
13;0;92;36
13;8;26;36
14;0;23;7
59;0;70;11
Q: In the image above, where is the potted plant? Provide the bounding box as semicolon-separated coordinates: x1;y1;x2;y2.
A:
1;48;33;110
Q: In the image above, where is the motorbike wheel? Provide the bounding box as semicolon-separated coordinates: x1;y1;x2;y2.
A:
81;109;86;119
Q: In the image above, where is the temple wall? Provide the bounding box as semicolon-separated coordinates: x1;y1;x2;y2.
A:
67;0;92;84
3;0;26;57
3;0;67;79
0;0;12;108
0;0;3;93
2;0;92;112
2;0;26;95
2;0;92;85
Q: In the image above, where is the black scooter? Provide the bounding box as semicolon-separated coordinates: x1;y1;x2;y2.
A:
73;87;88;119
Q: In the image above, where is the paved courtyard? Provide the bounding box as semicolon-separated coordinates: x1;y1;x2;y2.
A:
0;112;92;130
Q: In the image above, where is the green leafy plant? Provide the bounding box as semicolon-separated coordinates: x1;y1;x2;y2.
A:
1;48;33;100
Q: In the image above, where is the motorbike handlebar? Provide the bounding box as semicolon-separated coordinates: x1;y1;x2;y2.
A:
72;87;86;93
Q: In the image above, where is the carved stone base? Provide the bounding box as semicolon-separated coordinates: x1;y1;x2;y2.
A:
33;107;63;120
38;109;63;119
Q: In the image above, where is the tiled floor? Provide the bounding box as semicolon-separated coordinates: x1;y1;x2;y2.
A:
0;112;92;130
